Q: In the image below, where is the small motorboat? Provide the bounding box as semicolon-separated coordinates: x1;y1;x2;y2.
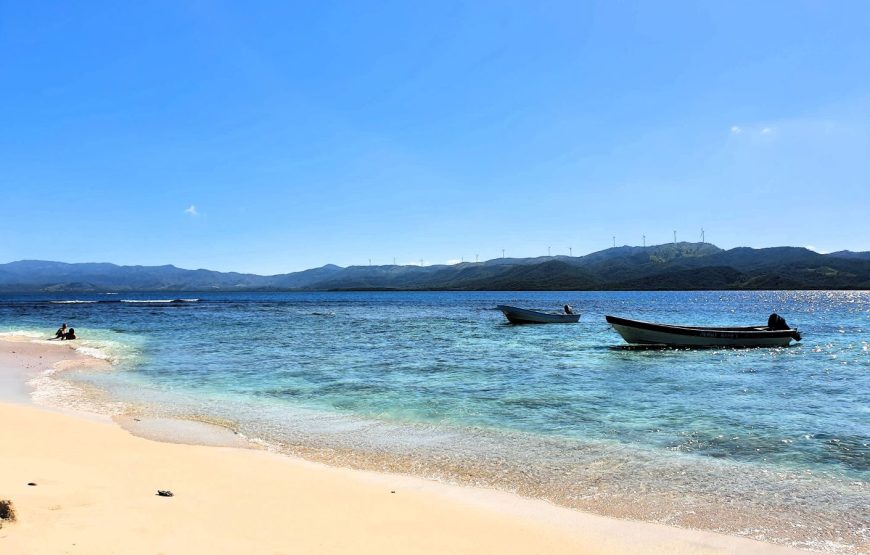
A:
605;313;801;347
497;305;580;324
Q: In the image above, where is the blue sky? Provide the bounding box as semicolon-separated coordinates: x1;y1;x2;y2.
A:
1;1;868;274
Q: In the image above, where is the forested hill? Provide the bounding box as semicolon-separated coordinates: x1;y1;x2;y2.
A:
2;243;869;292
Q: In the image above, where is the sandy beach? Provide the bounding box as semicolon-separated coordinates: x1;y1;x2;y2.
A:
0;337;815;554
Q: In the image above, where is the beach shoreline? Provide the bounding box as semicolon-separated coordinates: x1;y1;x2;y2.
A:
0;336;821;554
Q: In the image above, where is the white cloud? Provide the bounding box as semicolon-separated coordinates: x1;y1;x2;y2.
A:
184;204;199;217
731;124;776;136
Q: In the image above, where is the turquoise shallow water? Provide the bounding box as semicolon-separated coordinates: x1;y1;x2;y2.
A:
1;291;868;551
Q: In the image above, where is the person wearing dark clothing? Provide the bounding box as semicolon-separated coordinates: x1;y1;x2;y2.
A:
63;328;76;340
54;323;67;339
564;304;574;315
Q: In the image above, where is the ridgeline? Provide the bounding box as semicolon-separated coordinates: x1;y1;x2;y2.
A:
1;243;869;292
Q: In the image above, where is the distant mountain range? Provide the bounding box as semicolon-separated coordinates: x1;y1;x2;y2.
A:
2;243;869;292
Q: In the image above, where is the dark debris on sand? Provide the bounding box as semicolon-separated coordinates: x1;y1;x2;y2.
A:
0;499;16;526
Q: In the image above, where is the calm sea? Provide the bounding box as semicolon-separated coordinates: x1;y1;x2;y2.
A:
1;291;867;552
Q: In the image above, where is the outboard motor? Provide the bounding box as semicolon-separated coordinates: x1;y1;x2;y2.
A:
767;313;789;331
768;313;801;341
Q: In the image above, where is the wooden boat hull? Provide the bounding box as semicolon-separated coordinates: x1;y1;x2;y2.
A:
605;315;800;347
497;305;580;324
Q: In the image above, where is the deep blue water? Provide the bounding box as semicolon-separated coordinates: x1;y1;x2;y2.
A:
1;291;868;550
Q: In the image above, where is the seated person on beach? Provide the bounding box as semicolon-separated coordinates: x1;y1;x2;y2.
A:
54;323;67;339
63;328;76;340
564;304;574;315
